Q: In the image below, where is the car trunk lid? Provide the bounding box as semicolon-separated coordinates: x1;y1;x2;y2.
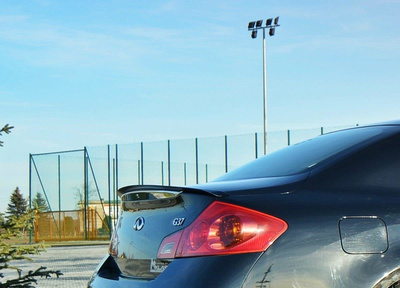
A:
110;185;218;279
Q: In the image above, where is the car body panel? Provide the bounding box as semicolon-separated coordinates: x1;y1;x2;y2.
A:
89;122;400;288
240;189;400;288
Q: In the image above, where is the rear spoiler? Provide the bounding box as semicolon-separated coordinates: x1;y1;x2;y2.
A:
118;185;225;211
118;185;226;198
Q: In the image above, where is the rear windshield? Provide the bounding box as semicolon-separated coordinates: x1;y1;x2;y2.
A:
215;126;397;181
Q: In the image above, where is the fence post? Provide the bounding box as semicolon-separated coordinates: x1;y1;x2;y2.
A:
225;135;228;173
58;155;61;240
161;161;164;185
287;130;291;146
141;142;144;184
83;147;88;240
107;145;112;238
255;133;258;159
34;210;38;243
114;145;120;222
184;163;187;185
115;144;119;191
195;138;199;184
63;211;66;240
113;158;117;227
167;140;171;186
29;154;32;244
137;160;141;184
29;154;32;207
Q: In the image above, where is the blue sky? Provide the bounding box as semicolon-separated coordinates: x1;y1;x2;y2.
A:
1;0;399;213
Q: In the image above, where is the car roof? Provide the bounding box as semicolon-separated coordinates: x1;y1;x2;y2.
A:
364;119;400;126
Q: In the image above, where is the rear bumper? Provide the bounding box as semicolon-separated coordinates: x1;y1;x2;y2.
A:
88;253;261;288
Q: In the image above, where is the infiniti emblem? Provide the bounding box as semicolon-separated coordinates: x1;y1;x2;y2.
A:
133;216;145;231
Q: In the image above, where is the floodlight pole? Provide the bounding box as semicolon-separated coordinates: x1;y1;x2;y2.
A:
262;28;268;156
248;17;279;155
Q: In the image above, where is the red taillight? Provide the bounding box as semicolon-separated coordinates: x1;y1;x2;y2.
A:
157;201;287;259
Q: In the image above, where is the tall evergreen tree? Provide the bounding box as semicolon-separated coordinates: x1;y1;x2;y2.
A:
32;192;49;212
6;187;28;220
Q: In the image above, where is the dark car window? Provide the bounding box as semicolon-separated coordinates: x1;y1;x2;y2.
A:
215;126;399;181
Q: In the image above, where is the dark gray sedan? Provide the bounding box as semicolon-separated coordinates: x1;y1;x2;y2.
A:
89;121;400;288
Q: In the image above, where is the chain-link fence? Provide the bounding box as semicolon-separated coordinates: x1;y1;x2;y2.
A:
29;126;353;242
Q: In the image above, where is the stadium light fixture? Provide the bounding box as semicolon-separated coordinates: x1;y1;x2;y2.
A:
247;16;280;155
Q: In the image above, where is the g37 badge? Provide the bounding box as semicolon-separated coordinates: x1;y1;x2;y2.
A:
172;218;185;226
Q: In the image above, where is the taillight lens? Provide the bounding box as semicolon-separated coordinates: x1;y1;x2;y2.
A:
157;201;287;259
